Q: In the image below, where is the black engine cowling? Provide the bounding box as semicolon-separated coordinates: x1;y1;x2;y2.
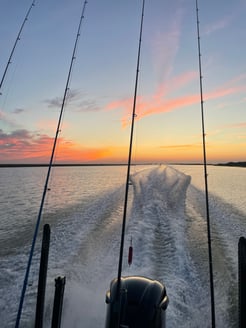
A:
105;276;168;328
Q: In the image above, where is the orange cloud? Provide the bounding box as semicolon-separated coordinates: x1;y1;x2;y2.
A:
0;129;112;163
224;122;246;129
159;144;202;150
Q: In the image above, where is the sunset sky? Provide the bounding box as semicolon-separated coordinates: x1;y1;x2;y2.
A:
0;0;245;164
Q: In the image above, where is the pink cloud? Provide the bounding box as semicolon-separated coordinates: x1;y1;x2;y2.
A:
105;70;246;128
203;14;233;36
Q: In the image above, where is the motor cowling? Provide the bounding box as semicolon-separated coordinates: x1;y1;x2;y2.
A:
105;276;168;328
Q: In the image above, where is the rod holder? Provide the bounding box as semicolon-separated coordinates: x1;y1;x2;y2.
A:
35;224;50;328
239;236;246;327
51;276;66;328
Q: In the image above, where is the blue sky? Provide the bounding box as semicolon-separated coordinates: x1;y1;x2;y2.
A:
0;0;245;163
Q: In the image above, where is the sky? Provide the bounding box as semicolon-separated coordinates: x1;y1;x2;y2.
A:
0;0;245;164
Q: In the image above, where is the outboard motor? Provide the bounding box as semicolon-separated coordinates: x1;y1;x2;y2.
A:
105;276;168;328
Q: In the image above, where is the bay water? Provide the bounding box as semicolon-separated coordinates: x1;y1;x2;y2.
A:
0;165;245;327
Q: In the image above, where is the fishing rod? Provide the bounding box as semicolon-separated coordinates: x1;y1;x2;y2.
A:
195;1;216;327
116;0;145;309
15;1;88;327
0;0;36;94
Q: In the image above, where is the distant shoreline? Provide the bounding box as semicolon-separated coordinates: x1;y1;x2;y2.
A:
0;162;245;168
215;161;246;168
0;163;128;168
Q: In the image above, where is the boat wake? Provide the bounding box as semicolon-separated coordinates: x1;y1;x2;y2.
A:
126;165;208;327
60;165;240;327
1;165;243;327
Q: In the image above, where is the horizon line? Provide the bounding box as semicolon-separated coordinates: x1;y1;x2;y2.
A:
0;161;245;168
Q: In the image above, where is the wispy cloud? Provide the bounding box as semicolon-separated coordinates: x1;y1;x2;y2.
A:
160;143;201;150
44;88;99;112
150;6;184;82
203;15;233;36
106;70;246;127
77;99;100;112
13;108;25;114
106;70;198;115
223;122;246;129
154;71;198;100
44;89;81;108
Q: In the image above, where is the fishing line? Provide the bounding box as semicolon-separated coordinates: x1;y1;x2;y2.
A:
133;118;139;168
0;0;36;94
43;96;68;211
0;58;22;111
116;0;145;313
195;1;216;327
15;1;89;327
132;61;143;168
